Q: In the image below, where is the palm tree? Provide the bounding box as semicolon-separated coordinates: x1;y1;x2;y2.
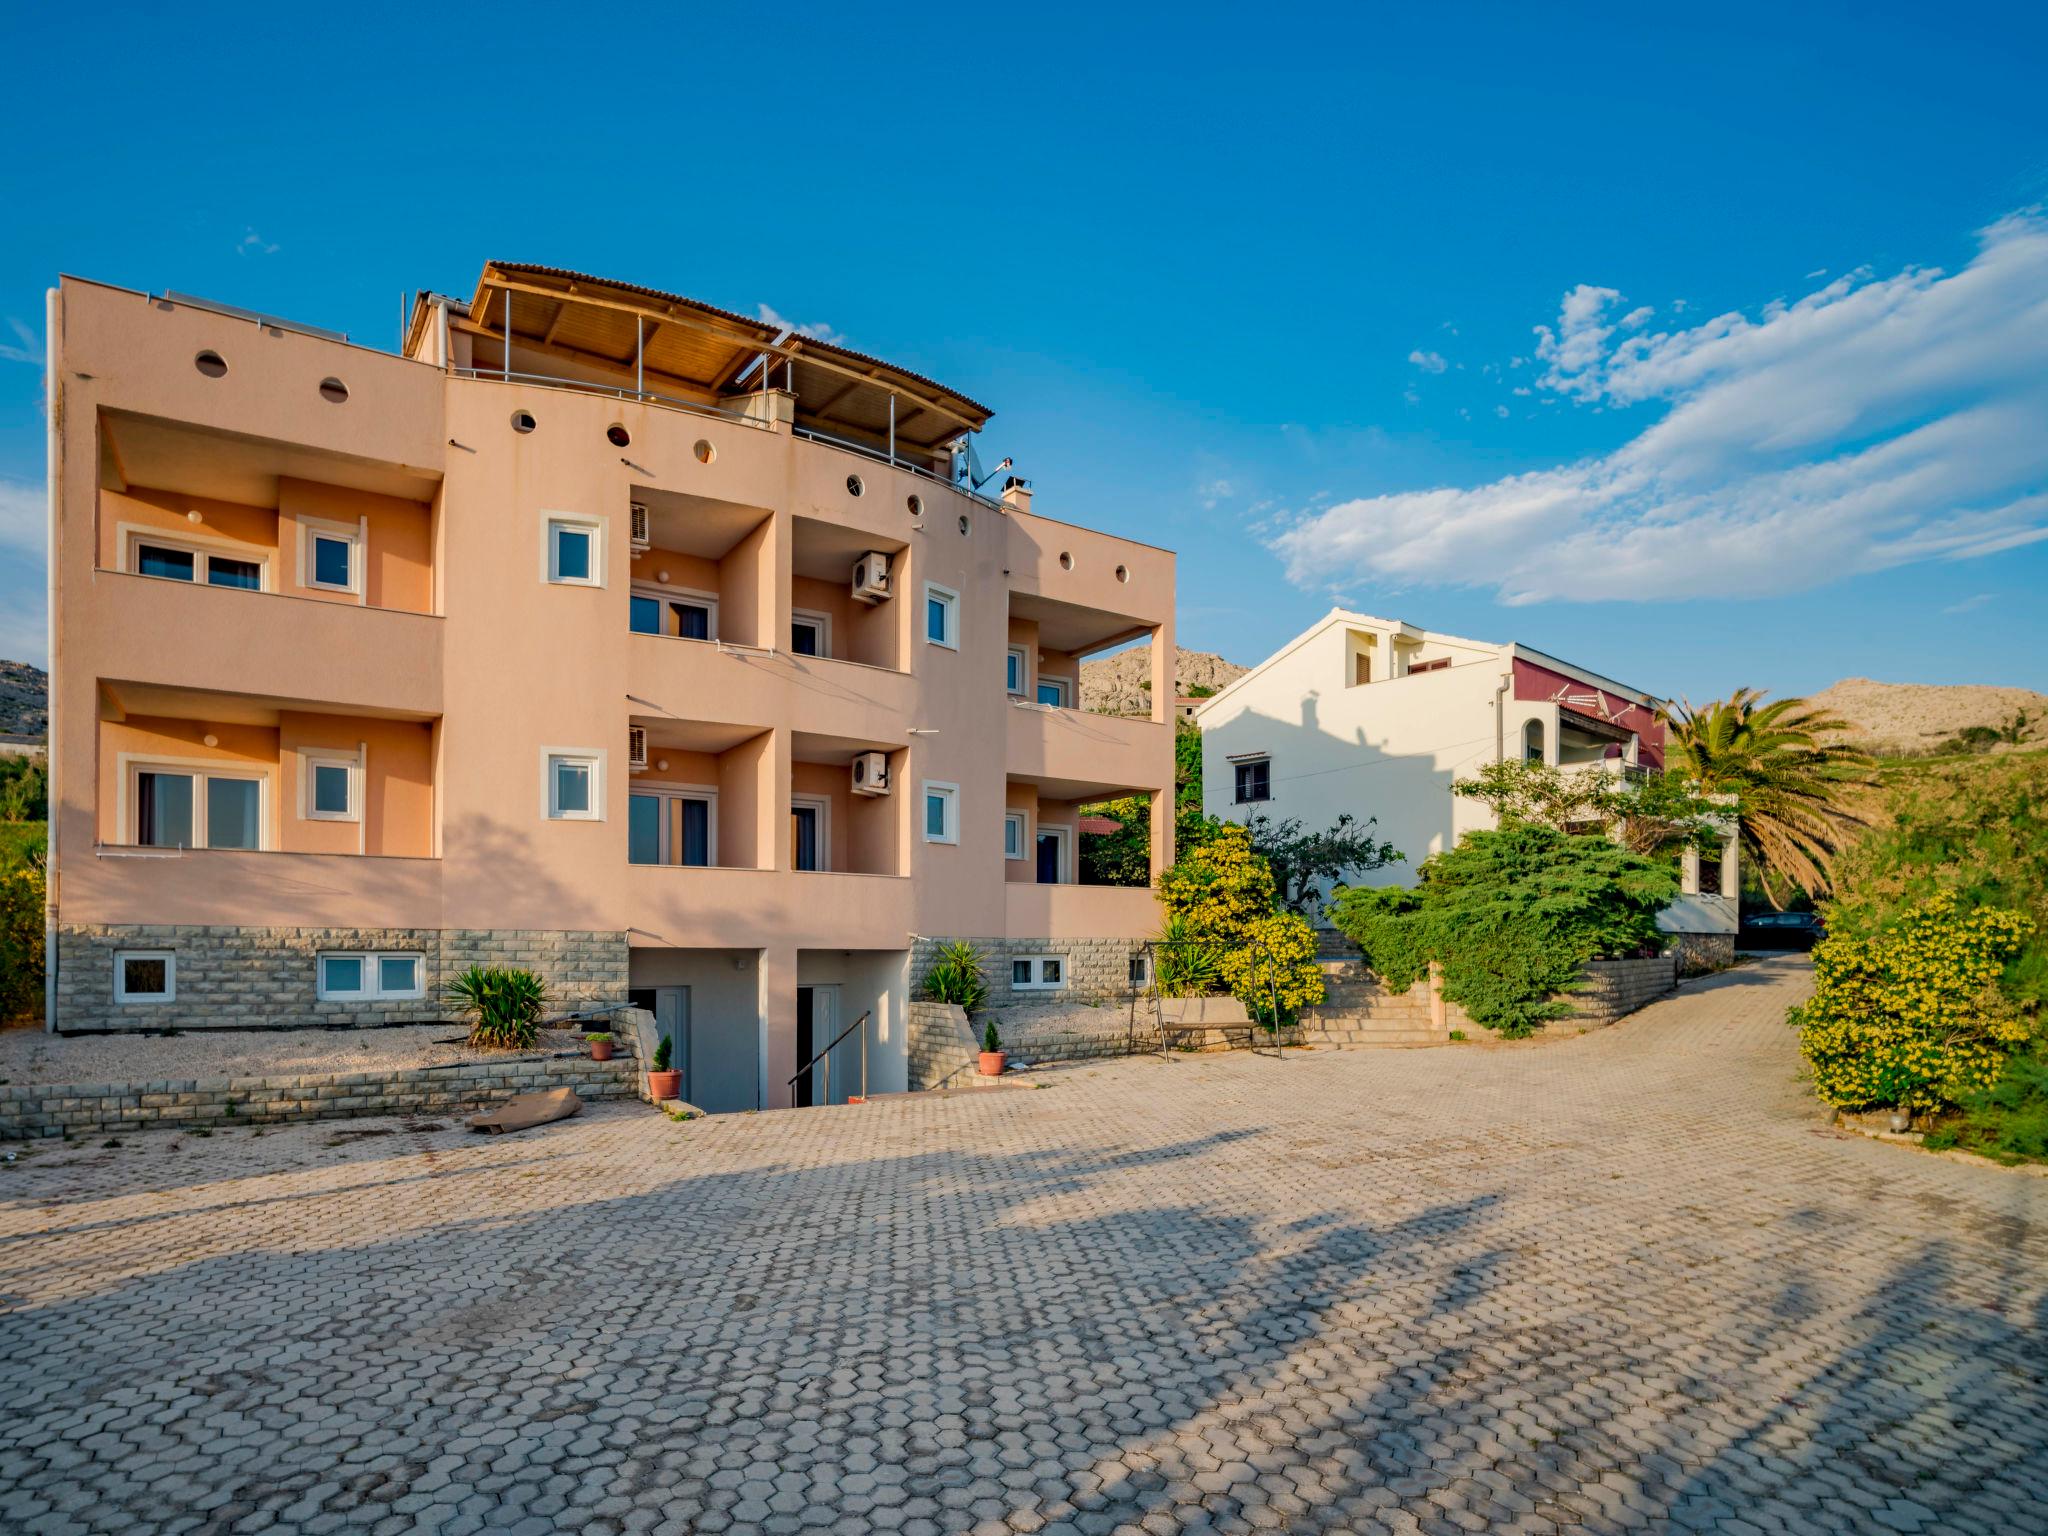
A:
1660;689;1876;906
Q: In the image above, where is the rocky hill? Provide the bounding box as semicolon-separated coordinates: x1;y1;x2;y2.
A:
0;661;46;742
1080;645;1247;717
1807;677;2047;757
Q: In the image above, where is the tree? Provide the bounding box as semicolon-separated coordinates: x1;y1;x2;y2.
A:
1240;811;1403;915
1078;796;1153;886
1661;690;1876;906
1155;824;1325;1022
1173;721;1217;856
0;757;46;823
1452;757;1723;858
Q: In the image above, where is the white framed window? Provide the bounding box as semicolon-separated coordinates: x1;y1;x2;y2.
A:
1006;645;1028;695
922;780;959;844
1233;757;1272;804
301;749;360;822
317;952;425;1001
299;516;362;595
544;511;606;587
923;583;959;650
1004;811;1027;860
114;950;175;1005
630;582;717;640
1035;824;1072;884
120;757;271;850
1011;956;1066;991
122;526;269;592
543;749;606;821
629;787;717;866
791;609;832;658
1129;951;1152;989
790;795;832;872
1036;676;1072;709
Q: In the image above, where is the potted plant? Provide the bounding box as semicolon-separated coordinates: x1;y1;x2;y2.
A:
648;1035;681;1102
978;1019;1006;1077
585;1031;614;1062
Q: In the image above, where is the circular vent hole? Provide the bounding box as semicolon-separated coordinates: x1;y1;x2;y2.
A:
318;377;349;404
958;514;971;536
907;494;924;517
1115;563;1131;584
607;423;631;448
846;474;865;497
511;410;537;433
1059;551;1074;571
694;439;716;464
194;350;227;378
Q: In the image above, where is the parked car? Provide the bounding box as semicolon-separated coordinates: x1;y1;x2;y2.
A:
1739;911;1827;951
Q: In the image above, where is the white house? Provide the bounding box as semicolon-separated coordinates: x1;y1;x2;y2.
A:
1195;609;1738;966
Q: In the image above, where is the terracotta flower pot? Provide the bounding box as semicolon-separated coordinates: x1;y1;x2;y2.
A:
648;1069;681;1101
978;1050;1007;1077
589;1039;614;1062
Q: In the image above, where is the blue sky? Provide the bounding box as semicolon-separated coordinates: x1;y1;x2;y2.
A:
3;2;2046;700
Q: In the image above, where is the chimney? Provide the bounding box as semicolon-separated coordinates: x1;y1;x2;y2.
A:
1000;475;1033;515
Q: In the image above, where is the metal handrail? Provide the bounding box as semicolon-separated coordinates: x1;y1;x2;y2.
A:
787;1009;871;1106
790;424;1015;514
1140;937;1290;1060
449;367;775;430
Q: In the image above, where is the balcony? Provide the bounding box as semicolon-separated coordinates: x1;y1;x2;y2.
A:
628;634;916;744
792;733;904;877
1006;698;1167;795
1005;882;1159;942
627;720;774;872
627;486;773;649
791;516;909;672
624;865;914;951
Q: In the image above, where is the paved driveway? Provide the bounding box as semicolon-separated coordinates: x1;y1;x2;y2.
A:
2;956;2044;1536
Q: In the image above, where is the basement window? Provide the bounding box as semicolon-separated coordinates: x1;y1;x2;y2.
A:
115;951;175;1004
318;952;424;1001
1012;956;1066;991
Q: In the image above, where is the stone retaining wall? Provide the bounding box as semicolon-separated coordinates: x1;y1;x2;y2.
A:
54;925;630;1032
0;1048;642;1141
911;936;1146;1008
1551;955;1680;1031
907;1001;980;1091
1667;932;1737;975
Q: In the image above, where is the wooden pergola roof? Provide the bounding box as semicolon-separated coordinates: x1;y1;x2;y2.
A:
463;262;992;451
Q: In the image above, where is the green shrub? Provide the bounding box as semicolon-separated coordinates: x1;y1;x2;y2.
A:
1795;892;2034;1112
982;1019;1001;1053
444;965;549;1050
1155;824;1323;1020
1330;824;1677;1038
1152;913;1224;997
1922;1048;2048;1164
652;1035;672;1072
922;940;989;1013
0;846;46;1025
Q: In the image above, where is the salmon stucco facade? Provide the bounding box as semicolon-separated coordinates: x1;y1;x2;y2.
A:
43;264;1175;1109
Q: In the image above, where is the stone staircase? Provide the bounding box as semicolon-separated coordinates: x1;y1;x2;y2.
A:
1303;930;1451;1047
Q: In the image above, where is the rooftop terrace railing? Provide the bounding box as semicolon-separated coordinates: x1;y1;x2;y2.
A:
450;367;775;431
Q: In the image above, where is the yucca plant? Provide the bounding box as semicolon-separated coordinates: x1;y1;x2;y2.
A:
1661;688;1877;907
1152;914;1225;997
445;965;549;1050
921;940;989;1013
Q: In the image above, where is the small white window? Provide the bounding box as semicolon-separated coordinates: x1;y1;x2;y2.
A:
302;750;360;822
300;518;361;594
544;512;606;587
1012;956;1067;992
923;781;959;844
544;750;605;821
1006;646;1028;695
924;583;959;650
1004;811;1027;860
115;950;175;1004
791;610;831;658
318;952;425;1001
1036;676;1071;709
1129;952;1152;989
127;531;267;591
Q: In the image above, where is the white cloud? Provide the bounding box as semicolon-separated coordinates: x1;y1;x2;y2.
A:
1199;478;1235;510
1271;212;2048;605
237;228;279;257
1942;592;1996;614
1407;349;1448;374
1494;405;1510;419
1620;306;1654;330
758;304;844;345
1402;385;1421;405
0;318;37;365
1806;267;1829;279
0;479;42;558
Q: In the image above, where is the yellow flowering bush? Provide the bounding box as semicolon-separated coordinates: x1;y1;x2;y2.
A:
1796;891;2035;1111
1157;824;1325;1022
0;858;46;1024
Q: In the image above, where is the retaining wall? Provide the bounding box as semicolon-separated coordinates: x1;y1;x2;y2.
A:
0;1048;642;1141
911;936;1147;1008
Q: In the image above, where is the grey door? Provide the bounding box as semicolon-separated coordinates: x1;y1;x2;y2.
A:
630;986;691;1100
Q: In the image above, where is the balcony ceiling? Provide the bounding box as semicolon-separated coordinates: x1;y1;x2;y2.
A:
469;263;992;453
632;486;769;562
1009;591;1154;656
99;680;438;727
792;729;902;765
791;517;909;582
631;718;764;755
100;410;442;506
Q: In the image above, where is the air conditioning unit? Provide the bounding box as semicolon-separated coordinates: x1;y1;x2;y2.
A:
629;502;651;552
850;751;891;796
850;551;890;603
627;726;648;772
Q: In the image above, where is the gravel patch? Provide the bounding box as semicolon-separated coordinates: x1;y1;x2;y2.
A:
0;1023;601;1086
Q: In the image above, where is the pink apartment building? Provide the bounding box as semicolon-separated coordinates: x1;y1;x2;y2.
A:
43;263;1176;1110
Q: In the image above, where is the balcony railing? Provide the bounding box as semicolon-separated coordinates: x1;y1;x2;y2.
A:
451;367;774;431
791;424;1013;513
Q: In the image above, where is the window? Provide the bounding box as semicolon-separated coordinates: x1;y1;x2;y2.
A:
923;781;959;844
1011;956;1066;991
628;790;713;866
1233;758;1271;804
924;583;959;649
1352;652;1372;687
318;952;424;1001
302;750;359;822
128;534;268;592
129;763;268;850
1409;657;1451;675
791;611;830;658
1035;827;1069;884
1524;719;1546;764
630;594;662;634
1004;811;1027;860
545;751;604;820
1006;646;1028;695
300;518;361;595
1036;677;1071;709
1129;952;1152;988
115;950;175;1004
548;520;597;585
791;797;830;871
630;583;716;640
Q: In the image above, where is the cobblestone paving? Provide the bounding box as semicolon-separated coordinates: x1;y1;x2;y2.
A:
2;956;2044;1535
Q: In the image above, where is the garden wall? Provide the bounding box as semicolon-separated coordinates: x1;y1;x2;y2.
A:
0;1048;641;1141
